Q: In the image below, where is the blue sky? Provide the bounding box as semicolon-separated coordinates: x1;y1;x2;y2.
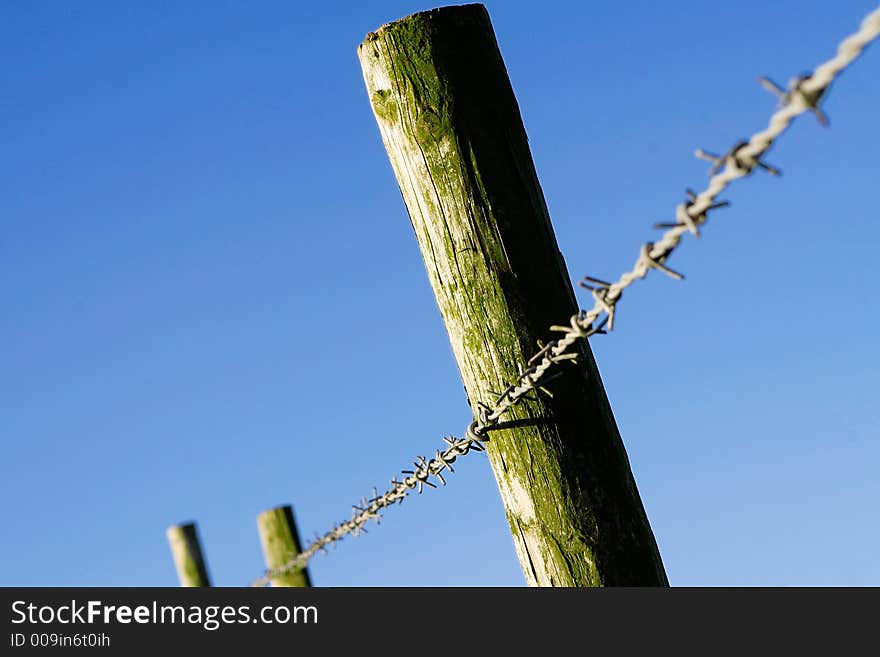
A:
1;0;878;586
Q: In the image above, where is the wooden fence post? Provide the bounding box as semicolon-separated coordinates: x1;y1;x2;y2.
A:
166;522;212;587
358;4;667;586
257;505;312;587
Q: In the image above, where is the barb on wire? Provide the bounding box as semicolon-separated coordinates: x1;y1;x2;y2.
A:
250;434;484;586
695;140;782;177
249;5;880;587
759;75;831;127
653;189;730;237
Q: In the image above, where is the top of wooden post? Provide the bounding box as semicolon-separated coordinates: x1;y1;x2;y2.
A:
360;3;488;43
257;505;312;587
166;521;212;587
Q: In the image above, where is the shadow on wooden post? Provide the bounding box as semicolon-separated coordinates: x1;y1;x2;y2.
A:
358;3;667;586
257;505;312;587
166;522;212;587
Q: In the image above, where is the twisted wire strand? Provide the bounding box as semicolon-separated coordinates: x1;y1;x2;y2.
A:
250;6;880;587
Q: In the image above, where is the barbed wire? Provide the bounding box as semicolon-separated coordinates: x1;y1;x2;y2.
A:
250;5;880;587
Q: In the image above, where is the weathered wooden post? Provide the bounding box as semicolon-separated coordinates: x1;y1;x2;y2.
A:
359;4;667;586
166;522;212;587
257;505;312;587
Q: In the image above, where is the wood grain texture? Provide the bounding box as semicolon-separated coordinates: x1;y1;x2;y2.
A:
359;4;667;586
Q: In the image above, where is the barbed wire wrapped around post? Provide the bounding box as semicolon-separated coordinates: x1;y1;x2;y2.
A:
250;5;880;587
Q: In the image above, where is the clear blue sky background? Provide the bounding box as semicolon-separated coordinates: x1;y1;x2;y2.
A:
2;0;878;587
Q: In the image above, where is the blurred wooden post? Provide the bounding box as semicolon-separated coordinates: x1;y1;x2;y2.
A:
358;4;667;586
257;505;312;587
166;522;212;587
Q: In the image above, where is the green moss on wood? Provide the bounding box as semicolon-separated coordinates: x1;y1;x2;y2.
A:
257;506;311;588
371;89;397;123
359;4;667;587
166;523;211;587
